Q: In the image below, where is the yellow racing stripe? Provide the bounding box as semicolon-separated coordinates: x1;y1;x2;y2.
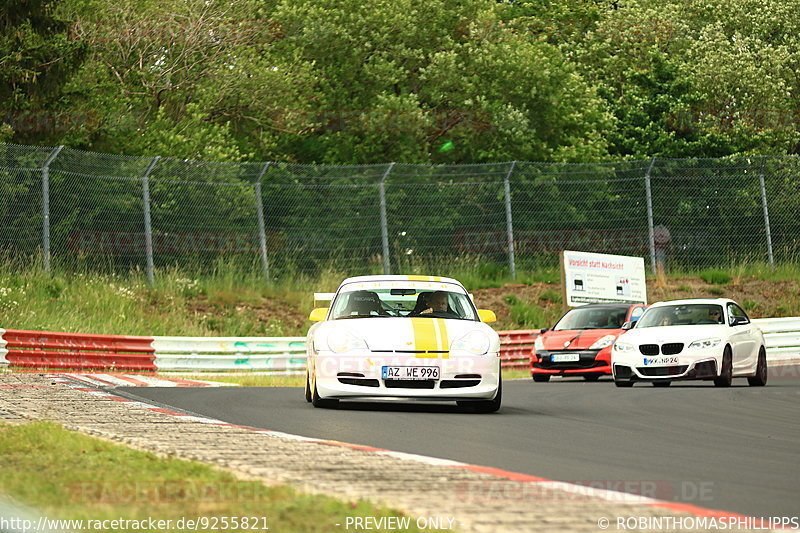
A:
411;317;449;358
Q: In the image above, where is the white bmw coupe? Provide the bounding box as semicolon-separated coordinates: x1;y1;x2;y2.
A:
611;298;768;387
305;275;502;412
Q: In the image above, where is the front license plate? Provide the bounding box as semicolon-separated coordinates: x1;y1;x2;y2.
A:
382;366;440;380
551;353;581;363
643;356;679;365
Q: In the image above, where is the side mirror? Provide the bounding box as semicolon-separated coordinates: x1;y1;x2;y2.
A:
621;321;634;330
309;307;329;322
539;328;549;334
477;309;497;323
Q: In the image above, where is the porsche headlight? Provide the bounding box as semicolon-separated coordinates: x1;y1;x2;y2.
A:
590;335;617;350
613;341;634;353
327;330;368;353
534;336;545;351
450;330;491;355
688;337;721;350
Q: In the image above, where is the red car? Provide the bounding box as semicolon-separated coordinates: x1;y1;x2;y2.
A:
531;303;646;382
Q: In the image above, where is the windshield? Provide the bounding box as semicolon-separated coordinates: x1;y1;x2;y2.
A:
637;304;724;328
330;284;478;321
553;306;629;331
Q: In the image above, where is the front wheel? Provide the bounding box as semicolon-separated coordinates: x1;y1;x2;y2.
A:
714;348;733;387
614;380;634;388
458;379;502;413
311;381;339;409
747;348;768;387
304;372;312;402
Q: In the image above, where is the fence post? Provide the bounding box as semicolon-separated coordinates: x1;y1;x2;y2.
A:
254;162;272;284
503;161;517;280
141;156;160;286
41;145;64;273
379;163;395;275
758;156;775;268
644;156;658;274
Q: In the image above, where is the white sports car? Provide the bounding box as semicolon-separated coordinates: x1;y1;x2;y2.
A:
611;298;768;387
305;275;502;412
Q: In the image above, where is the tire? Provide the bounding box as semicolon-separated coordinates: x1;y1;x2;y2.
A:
304;371;312;402
583;374;601;382
714;348;733;387
458;378;502;413
532;374;550;383
652;381;671;387
747;347;768;387
311;380;338;408
614;380;634;388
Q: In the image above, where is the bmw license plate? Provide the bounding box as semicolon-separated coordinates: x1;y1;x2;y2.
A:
551;353;580;363
643;356;679;365
382;366;440;380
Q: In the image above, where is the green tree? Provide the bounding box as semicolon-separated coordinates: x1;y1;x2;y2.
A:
0;0;86;143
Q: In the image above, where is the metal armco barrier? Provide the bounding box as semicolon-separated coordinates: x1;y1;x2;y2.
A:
1;318;796;372
0;328;8;370
752;318;800;362
498;329;540;369
151;337;307;371
1;329;156;370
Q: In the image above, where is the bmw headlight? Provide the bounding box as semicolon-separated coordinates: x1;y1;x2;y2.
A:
590;335;617;350
327;330;368;353
613;341;634;353
688;338;721;350
451;330;491;355
534;336;545;351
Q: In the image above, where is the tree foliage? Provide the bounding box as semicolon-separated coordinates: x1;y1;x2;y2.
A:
1;0;799;161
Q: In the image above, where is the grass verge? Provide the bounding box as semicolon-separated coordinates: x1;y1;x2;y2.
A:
0;421;436;533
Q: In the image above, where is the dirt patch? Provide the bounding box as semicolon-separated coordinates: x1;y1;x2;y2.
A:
182;277;799;336
473;276;800;331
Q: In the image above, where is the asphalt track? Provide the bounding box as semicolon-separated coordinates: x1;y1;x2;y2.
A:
118;369;800;520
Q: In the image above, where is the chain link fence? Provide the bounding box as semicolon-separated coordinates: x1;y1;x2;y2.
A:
1;143;798;282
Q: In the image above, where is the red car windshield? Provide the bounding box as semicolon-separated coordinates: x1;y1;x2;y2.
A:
553;307;629;331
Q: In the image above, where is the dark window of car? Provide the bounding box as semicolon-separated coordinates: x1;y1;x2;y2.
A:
727;303;749;325
637;304;725;327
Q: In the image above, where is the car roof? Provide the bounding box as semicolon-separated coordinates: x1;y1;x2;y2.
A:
647;298;737;307
570;303;642;310
339;275;465;286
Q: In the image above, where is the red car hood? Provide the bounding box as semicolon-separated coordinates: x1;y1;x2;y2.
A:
541;329;622;350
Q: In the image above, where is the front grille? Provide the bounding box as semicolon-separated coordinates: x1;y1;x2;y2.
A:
384;379;436;389
440;379;481;389
637;365;688;377
639;344;659;356
533;351;602;370
337;378;379;387
661;343;684;355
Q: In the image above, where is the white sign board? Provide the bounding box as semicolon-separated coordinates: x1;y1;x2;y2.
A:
561;250;647;307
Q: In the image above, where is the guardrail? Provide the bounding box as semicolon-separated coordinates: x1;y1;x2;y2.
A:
752;318;800;363
0;328;8;371
151;337;307;371
1;329;156;371
498;329;539;370
1;318;797;373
